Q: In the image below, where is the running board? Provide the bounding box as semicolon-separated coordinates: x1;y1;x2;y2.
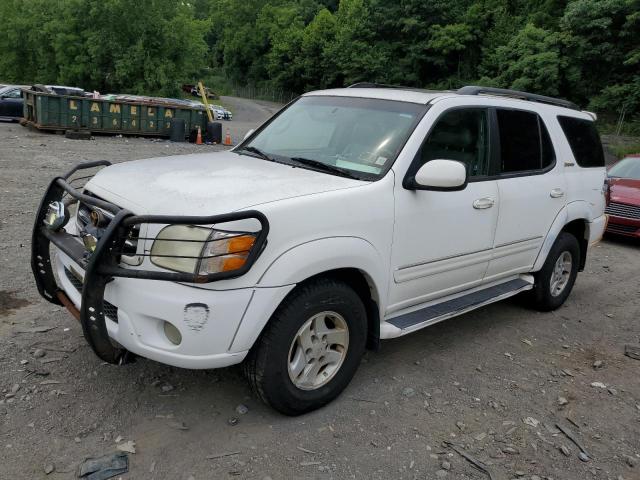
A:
386;278;533;333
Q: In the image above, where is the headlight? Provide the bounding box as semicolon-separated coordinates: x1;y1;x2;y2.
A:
43;201;69;231
150;225;257;275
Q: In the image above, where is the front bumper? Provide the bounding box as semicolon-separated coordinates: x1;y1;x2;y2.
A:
588;214;607;245
55;249;288;368
32;161;270;367
605;214;640;238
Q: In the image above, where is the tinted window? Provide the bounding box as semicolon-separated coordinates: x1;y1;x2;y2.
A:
420;108;490;177
497;109;555;173
557;116;604;167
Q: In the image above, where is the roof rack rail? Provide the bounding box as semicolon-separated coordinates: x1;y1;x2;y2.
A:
347;82;404;89
457;86;579;110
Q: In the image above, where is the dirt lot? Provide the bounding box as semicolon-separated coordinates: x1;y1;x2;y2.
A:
1;97;639;480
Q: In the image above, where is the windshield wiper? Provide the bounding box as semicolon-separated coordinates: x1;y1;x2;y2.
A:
237;146;275;162
289;157;360;179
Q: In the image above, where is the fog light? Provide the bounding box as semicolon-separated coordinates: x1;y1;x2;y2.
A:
82;233;98;253
44;201;69;231
163;321;182;345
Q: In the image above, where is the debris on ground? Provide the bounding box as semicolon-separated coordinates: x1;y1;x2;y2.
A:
556;423;591;459
33;348;46;358
227;417;239;426
444;441;496;480
167;421;189;430
206;451;241;460
115;440;136;454
235;403;249;415
297;446;317;454
14;326;57;334
624;344;640;360
78;452;129;480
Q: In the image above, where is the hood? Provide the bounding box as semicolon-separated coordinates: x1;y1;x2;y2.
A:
609;177;640;205
85;151;364;215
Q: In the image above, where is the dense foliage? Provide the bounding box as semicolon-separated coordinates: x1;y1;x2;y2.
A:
0;0;638;114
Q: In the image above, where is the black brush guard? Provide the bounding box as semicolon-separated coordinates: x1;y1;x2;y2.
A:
31;161;269;364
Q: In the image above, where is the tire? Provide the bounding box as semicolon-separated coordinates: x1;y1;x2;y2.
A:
243;277;367;415
529;232;580;311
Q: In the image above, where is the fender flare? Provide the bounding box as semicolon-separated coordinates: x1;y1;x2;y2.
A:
257;236;387;296
229;237;388;353
532;201;594;272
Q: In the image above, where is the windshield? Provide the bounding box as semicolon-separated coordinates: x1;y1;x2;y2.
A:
240;96;427;180
608;157;640;180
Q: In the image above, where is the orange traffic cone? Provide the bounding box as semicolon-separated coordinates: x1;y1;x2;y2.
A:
196;126;203;145
223;128;232;146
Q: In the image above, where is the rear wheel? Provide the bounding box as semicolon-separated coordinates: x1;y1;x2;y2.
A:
243;277;367;415
529;232;580;311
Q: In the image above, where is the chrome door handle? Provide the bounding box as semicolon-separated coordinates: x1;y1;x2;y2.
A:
550;188;565;198
473;197;495;209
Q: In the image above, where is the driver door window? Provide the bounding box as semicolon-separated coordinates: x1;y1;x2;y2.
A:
6;88;22;99
420;108;490;177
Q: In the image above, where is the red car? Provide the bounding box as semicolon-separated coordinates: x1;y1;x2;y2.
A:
605;154;640;238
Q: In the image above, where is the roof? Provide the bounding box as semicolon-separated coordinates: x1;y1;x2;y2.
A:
304;87;449;105
304;84;582;112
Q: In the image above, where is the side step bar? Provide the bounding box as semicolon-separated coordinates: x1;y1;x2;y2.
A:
387;278;533;332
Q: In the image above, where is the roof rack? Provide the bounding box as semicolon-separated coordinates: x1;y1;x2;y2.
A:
347;82;402;89
347;82;443;95
457;86;579;110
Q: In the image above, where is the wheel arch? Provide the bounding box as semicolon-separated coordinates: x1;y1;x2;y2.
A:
560;219;588;271
292;267;382;350
533;202;593;272
231;237;388;352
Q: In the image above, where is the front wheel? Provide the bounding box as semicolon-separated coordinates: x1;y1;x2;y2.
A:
529;232;580;311
243;277;367;415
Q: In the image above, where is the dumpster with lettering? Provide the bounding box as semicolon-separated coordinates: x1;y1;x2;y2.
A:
20;89;208;138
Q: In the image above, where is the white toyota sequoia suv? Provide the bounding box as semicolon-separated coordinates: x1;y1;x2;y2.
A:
32;85;607;415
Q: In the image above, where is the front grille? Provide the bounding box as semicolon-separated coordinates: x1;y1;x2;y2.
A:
607;222;638;234
605;202;640;219
65;267;84;292
63;267;118;322
102;301;119;322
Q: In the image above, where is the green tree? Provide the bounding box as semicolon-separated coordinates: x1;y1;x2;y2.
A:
491;23;564;95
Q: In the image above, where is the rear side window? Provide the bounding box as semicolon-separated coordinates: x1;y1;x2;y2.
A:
557;116;604;167
496;109;555;173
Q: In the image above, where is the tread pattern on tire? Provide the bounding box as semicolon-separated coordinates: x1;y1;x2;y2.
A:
243;276;366;415
530;231;580;312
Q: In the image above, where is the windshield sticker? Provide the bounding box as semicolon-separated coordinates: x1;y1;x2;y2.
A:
375;156;388;165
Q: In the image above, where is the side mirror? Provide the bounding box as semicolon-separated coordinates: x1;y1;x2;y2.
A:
407;159;468;191
243;129;255;140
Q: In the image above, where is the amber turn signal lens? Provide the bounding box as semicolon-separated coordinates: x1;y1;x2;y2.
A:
221;256;248;271
227;235;256;254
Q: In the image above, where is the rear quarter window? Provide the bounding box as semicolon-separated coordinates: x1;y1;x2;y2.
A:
557;116;604;168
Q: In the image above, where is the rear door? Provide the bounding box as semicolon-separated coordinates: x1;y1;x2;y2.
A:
484;108;566;281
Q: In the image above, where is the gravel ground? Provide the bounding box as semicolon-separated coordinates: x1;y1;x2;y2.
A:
1;98;639;480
